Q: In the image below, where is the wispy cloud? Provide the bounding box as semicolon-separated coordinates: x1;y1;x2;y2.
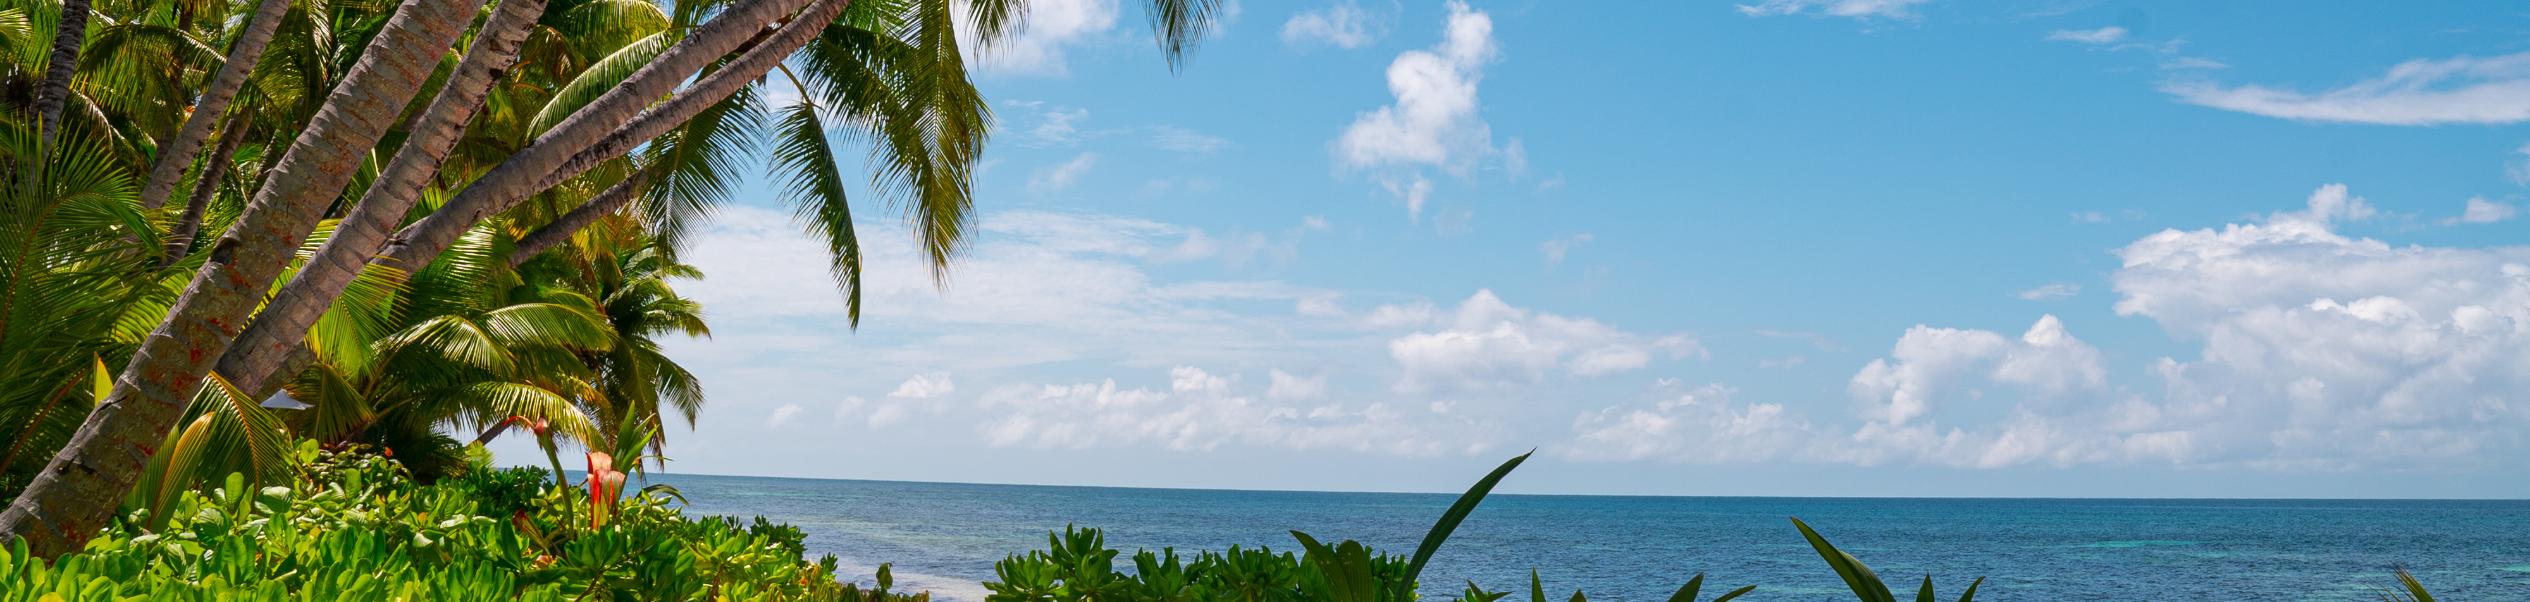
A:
2045;26;2126;45
2015;283;2082;301
2164;51;2530;125
1029;153;1100;192
1539;233;1593;266
1734;0;1928;20
1282;1;1386;49
2446;197;2519;225
961;0;1119;77
1148;125;1230;154
1755;329;1843;352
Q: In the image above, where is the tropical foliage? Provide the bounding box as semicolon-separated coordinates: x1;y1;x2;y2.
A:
0;0;1226;555
1;442;926;601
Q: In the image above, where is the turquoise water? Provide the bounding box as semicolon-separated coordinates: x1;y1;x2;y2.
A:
646;473;2530;601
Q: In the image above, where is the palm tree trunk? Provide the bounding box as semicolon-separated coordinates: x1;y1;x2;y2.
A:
135;0;298;210
509;166;653;267
32;0;91;144
216;0;548;398
375;0;837;273
0;0;479;558
162;112;254;263
533;0;847;195
217;0;840;394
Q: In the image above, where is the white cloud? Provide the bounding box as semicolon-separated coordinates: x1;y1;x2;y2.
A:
1267;369;1327;400
2072;211;2110;224
1381;175;1435;220
1539;233;1592;266
766;403;805;428
1029;153;1099;192
1828;184;2530;471
1148;125;1230;154
1848;315;2105;426
891;372;957;399
1734;0;1927;20
1502;137;1528;177
2163;51;2530;125
2046;26;2126;45
2448;197;2518;225
2509;143;2530;185
1337;1;1507;218
976;366;1483;456
962;0;1119;76
1281;1;1383;49
1562;384;1819;463
1014;102;1091;145
2099;198;2530;468
832;373;960;429
2015;283;2081;301
1387;290;1702;392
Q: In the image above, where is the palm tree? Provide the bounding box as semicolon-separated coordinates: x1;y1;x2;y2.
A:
0;0;480;556
2;0;1226;557
284;224;612;482
132;0;295;211
0;123;168;492
519;223;706;464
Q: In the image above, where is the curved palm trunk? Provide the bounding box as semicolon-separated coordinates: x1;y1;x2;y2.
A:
509;166;653;267
377;0;837;272
162;112;255;263
216;0;548;397
32;0;91;144
0;0;479;558
136;0;299;210
223;0;844;394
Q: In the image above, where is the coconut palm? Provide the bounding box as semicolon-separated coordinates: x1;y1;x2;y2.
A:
283;225;612;482
0;0;478;555
2;0;1226;556
0;122;168;492
516;222;705;464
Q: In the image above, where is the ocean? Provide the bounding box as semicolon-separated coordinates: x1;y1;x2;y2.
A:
643;473;2530;601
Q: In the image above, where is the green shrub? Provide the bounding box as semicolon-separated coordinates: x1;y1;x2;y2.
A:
983;452;1756;602
0;442;918;601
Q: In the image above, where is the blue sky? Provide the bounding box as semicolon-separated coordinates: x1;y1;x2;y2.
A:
504;0;2530;498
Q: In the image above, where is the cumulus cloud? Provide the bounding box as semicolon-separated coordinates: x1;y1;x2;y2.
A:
977;366;1484;455
2448;197;2518;225
1734;0;1927;20
1282;1;1385;49
2163;51;2530;125
962;0;1119;76
1336;1;1507;218
2046;26;2126;45
1849;315;2106;426
2016;283;2081;301
1387;290;1703;392
1843;183;2530;470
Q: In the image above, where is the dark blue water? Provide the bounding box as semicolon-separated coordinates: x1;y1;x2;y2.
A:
645;473;2530;601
